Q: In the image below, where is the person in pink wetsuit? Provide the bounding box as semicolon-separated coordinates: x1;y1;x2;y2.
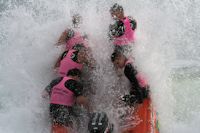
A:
111;51;149;105
109;3;137;54
54;14;89;69
42;68;89;130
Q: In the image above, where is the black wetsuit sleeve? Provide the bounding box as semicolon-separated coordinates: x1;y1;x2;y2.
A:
124;63;143;103
45;77;63;94
109;20;125;38
70;51;78;62
60;51;68;60
60;50;78;62
124;63;139;87
64;79;83;97
128;17;137;31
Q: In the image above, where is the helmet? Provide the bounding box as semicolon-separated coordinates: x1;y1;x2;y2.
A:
110;3;123;13
72;14;82;28
88;112;113;133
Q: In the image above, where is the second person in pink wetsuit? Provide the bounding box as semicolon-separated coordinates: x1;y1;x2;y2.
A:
55;46;95;77
42;69;89;132
56;14;88;50
54;14;89;69
58;49;83;77
111;51;149;105
109;3;137;54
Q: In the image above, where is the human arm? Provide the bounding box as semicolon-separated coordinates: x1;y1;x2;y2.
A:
128;16;137;30
109;20;125;38
65;79;90;111
124;63;143;103
56;29;75;45
56;30;68;45
54;51;68;68
42;77;63;98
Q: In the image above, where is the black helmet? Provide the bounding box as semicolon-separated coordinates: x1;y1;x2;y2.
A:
110;3;123;13
88;112;113;133
72;13;82;27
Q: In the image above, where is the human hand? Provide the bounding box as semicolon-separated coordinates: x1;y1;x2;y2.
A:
53;67;59;73
76;96;90;110
42;90;49;99
121;94;136;104
55;42;64;46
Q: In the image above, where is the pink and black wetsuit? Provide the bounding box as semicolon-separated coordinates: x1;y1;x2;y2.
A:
113;17;135;45
58;49;83;77
109;16;137;52
45;76;83;125
65;29;88;51
50;77;76;106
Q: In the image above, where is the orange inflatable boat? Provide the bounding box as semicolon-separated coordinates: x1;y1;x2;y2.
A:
122;97;159;133
52;123;69;133
51;98;159;133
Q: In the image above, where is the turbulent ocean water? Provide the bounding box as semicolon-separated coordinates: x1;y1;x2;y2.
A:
0;0;200;133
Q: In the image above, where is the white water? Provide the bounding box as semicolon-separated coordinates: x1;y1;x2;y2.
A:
0;0;200;133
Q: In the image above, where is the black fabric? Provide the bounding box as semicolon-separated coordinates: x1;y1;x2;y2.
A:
130;18;137;30
142;88;149;99
72;43;85;51
109;20;125;37
121;94;138;105
60;51;68;60
70;50;79;62
67;68;82;77
121;88;149;105
111;51;121;62
124;63;138;84
124;63;144;103
64;79;83;97
50;104;73;126
45;77;83;97
60;50;79;62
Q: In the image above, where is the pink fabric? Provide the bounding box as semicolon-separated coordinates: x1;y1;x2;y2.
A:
136;73;148;88
114;17;135;46
66;31;88;50
58;50;83;77
125;59;148;88
50;77;75;106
